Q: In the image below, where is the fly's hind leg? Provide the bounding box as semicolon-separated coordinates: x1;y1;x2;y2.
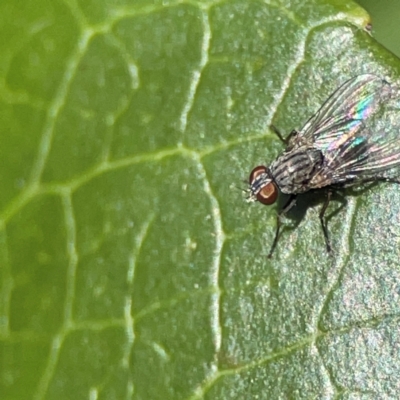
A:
319;190;333;254
268;195;297;258
360;177;400;185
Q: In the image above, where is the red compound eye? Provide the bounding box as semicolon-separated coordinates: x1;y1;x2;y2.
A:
256;181;278;205
249;165;267;184
249;166;278;205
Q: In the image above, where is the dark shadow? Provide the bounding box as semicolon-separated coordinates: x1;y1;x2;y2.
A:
274;187;347;251
276;178;400;247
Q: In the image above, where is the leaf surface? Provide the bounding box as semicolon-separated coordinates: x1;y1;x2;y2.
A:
1;0;400;399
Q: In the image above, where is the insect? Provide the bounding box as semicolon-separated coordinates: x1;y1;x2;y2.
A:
247;74;400;257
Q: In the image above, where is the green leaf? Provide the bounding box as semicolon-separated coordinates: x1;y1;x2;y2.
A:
1;0;400;399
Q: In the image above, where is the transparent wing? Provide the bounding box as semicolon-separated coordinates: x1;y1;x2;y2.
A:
300;74;391;145
298;74;400;186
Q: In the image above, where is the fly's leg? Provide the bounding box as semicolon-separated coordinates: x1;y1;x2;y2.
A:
270;125;298;145
268;195;297;258
319;190;333;254
343;177;400;195
380;178;400;184
342;176;400;189
270;125;286;143
363;177;400;185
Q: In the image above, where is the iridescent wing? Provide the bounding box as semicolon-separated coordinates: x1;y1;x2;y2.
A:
297;74;400;186
300;74;390;144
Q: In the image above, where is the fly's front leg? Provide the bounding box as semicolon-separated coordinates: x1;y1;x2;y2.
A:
270;125;298;146
319;190;333;254
268;195;297;258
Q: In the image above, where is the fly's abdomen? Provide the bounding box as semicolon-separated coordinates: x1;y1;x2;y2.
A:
270;147;324;194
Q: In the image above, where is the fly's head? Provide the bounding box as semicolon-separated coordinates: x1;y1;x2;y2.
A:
247;165;278;205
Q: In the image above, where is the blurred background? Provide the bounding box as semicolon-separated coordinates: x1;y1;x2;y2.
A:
357;0;400;58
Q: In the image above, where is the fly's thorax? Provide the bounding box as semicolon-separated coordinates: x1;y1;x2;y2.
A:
270;146;324;194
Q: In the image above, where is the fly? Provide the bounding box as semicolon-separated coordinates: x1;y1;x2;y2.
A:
247;74;400;257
